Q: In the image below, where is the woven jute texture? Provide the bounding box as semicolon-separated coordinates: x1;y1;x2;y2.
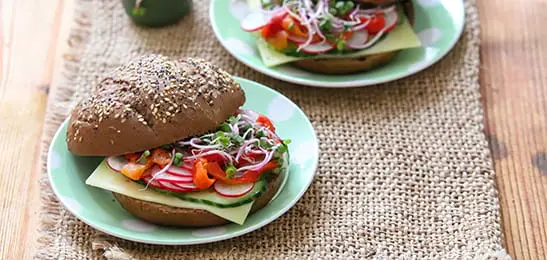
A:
38;0;509;259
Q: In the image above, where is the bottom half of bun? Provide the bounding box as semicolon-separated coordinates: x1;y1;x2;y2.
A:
113;172;283;227
292;51;397;74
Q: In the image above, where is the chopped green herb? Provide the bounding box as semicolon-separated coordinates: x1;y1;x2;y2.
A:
214;131;231;147
336;40;346;51
259;139;273;149
173;158;182;167
276;139;291;154
239;123;252;134
219;123;231;132
227;116;239;125
288;23;294;31
320;19;332;33
344;1;355;12
256;130;266;138
232;135;244;145
225;164;237;179
328;7;337;16
175;152;183;160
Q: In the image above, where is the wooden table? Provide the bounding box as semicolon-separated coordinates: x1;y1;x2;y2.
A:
1;0;545;258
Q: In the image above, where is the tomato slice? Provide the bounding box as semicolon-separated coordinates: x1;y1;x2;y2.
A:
256;115;276;131
202;153;226;164
270;9;288;25
361;13;385;34
261;22;282;38
266;30;289;50
281;15;308;38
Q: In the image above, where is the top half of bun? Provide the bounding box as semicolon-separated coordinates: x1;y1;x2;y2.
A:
67;55;245;156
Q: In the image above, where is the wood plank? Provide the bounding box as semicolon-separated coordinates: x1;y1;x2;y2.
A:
479;0;547;259
0;0;68;259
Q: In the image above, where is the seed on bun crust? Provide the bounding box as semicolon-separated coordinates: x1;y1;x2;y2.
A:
67;55;245;156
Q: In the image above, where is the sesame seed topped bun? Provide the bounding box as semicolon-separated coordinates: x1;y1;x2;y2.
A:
67;55;245;156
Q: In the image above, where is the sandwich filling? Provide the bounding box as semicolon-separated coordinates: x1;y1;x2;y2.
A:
86;109;289;224
240;0;421;66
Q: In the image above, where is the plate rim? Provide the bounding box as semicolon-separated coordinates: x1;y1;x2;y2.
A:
209;0;465;88
47;76;319;245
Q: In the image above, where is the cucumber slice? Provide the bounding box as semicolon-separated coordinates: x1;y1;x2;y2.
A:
137;178;268;208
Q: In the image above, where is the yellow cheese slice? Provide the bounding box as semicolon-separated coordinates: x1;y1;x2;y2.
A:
248;0;422;67
85;161;254;225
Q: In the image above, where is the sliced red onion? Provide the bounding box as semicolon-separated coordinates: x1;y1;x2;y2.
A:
235;139;259;162
236;149;275;173
189;138;221;150
140;149;175;190
350;16;371;31
348;5;360;20
185;150;234;163
229;123;239;135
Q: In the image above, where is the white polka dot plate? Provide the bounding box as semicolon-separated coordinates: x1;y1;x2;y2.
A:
210;0;464;88
47;77;319;245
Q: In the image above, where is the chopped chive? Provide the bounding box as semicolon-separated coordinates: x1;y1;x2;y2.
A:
175;152;183;160
288;23;294;30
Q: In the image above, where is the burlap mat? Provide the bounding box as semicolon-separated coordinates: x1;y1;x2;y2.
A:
37;0;509;259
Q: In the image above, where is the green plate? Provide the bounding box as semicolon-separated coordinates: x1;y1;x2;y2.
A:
210;0;464;87
47;77;319;245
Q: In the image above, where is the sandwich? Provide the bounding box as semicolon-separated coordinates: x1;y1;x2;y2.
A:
240;0;421;74
67;54;290;227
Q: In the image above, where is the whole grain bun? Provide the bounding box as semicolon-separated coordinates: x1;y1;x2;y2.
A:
292;1;414;74
67;55;245;156
113;171;283;227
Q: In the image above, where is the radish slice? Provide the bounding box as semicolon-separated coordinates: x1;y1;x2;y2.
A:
173;182;199;190
383;9;399;32
142;176;162;189
157;181;190;192
214;182;254;198
346;30;369;49
288;35;322;44
167;165;193;177
155;173;194;183
240;12;271;32
288;35;307;44
106;156;128;172
299;41;334;54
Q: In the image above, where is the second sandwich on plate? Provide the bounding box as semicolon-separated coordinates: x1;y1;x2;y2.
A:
240;0;421;74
